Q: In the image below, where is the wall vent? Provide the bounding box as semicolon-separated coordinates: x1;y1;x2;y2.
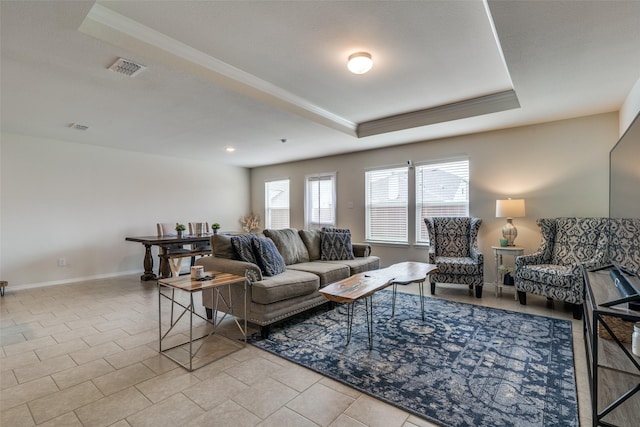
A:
108;57;146;77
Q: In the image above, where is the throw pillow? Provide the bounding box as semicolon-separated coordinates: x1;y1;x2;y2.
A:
252;237;287;276
230;234;258;264
212;233;237;260
299;229;322;261
321;228;355;261
263;228;310;265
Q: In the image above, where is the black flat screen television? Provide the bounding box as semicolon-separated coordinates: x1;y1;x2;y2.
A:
609;111;640;219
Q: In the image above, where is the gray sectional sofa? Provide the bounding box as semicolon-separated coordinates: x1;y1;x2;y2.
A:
195;228;380;337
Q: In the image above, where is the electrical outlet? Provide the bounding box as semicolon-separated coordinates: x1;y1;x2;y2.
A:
58;258;66;267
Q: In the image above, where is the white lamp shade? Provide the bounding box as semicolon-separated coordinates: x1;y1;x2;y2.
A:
347;52;373;74
496;199;526;218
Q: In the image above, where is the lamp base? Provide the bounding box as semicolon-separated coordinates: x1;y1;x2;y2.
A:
502;218;518;246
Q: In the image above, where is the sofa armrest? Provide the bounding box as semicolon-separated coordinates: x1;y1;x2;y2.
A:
195;256;263;281
352;243;371;258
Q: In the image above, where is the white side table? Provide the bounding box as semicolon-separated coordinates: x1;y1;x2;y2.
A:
492;246;524;299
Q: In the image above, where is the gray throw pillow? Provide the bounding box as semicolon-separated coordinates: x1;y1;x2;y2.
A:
252;237;287;276
321;228;355;261
263;228;310;265
299;229;322;261
230;234;258;264
211;234;237;260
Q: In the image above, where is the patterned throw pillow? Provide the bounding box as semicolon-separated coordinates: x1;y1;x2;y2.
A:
252;237;287;276
230;234;257;264
320;228;355;261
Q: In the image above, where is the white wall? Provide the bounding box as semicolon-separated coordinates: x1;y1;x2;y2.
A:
250;113;619;283
0;133;250;288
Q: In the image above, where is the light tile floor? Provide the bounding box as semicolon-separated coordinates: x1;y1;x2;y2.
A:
1;276;590;426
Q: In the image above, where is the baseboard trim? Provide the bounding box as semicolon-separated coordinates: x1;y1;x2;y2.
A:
5;270;143;292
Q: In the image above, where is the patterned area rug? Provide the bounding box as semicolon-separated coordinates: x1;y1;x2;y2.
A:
251;291;578;427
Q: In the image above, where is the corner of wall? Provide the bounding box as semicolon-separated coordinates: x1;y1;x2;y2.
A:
620;76;640;136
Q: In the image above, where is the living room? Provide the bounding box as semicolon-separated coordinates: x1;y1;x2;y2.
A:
2;1;640;426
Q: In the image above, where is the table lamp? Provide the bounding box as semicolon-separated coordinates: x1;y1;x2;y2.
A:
496;198;525;246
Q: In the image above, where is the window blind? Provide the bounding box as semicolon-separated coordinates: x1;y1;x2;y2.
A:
265;179;290;229
365;167;408;242
415;159;469;243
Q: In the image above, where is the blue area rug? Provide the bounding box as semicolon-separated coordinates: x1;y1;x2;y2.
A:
251;291;578;427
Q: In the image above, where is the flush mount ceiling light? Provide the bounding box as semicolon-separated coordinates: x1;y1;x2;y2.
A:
347;52;373;74
225;147;235;152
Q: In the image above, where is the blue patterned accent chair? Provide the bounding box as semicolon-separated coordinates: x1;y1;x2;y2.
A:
424;217;484;298
609;218;640;274
515;217;609;319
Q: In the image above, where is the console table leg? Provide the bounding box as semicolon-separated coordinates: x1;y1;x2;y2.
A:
140;244;157;281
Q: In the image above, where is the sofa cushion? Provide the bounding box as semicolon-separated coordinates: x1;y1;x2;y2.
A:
287;262;350;287
264;228;310;265
252;237;287;277
250;269;320;305
231;234;258;264
325;256;381;275
211;234;238;260
321;228;355;261
299;229;322;261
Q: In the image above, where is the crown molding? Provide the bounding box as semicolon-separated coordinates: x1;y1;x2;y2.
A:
357;90;520;138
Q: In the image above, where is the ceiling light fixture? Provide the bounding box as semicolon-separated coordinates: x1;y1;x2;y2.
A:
347;52;373;74
225;147;235;152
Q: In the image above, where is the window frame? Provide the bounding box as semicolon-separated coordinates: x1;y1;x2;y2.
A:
264;178;290;230
365;166;409;244
304;172;337;230
415;158;470;244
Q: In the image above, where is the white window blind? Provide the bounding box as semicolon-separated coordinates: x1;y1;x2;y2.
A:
305;173;336;229
365;167;408;243
415;159;469;243
265;179;290;229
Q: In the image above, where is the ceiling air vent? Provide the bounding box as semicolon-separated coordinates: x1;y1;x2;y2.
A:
108;57;146;77
68;123;89;131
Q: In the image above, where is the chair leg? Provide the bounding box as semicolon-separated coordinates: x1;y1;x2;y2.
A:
430;282;436;294
517;291;527;305
474;285;483;298
260;325;271;339
546;297;554;309
205;308;213;319
572;304;583;320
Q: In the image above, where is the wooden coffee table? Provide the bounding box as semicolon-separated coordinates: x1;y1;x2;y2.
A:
320;261;437;348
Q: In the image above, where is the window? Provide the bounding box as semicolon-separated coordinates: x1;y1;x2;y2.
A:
415;159;469;243
365;167;408;243
265;179;290;229
305;173;336;229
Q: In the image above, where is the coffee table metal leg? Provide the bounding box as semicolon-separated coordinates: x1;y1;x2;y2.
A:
418;280;425;320
391;283;397;317
365;296;373;349
345;302;354;345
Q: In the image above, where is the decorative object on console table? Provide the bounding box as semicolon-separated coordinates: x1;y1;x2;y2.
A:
495;198;525;246
211;223;220;234
240;214;260;233
175;223;186;238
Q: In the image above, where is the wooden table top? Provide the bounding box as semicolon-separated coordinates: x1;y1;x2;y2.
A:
320;261;437;303
157;271;245;292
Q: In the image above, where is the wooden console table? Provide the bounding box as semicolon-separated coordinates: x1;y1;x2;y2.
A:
125;234;213;280
583;267;640;426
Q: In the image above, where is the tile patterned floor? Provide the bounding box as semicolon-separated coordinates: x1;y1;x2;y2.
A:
1;276;590;426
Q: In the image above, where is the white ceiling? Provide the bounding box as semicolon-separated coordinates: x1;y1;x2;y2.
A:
2;1;639;168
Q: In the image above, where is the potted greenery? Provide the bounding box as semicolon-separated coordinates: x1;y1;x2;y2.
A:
211;223;221;234
175;223;186;238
